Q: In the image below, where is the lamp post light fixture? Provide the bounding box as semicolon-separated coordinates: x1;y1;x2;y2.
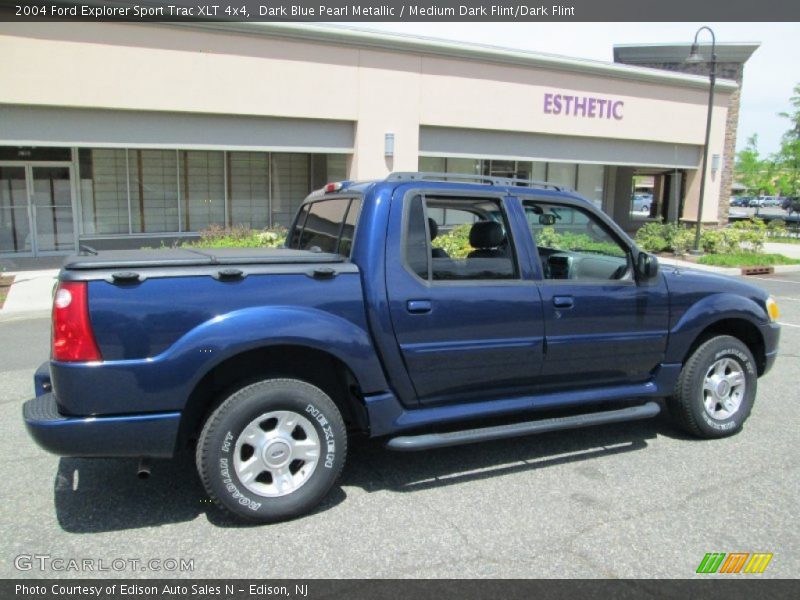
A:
384;132;395;158
686;26;717;255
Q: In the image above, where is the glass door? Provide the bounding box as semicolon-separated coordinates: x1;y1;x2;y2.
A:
0;166;32;254
30;166;75;253
0;163;76;256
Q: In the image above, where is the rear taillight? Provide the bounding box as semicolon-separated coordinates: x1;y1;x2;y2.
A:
51;281;102;362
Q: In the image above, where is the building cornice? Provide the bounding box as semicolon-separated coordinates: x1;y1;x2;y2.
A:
613;43;760;65
166;22;739;93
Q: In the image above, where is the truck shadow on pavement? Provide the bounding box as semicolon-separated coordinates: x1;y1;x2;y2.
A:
54;409;673;533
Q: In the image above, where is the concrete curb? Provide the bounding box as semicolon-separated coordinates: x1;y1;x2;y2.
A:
656;256;741;276
772;264;800;274
657;257;800;277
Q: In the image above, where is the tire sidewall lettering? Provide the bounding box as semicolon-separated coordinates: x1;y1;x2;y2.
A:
305;403;336;469
218;456;262;512
714;348;755;376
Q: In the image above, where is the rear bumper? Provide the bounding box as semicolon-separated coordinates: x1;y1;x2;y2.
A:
23;394;180;458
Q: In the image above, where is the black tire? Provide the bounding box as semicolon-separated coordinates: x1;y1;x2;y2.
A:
668;335;757;438
196;378;347;523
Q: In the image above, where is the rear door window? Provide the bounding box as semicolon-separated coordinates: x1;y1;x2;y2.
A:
404;194;519;281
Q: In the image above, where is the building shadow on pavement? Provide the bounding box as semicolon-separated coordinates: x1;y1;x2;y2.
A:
54;407;671;533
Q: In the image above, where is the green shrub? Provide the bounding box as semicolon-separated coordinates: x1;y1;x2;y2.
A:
536;227;624;256
730;218;766;252
767;219;787;234
671;226;696;255
433;224;473;258
634;222;671;253
185;224;288;249
635;218;769;255
635;221;694;254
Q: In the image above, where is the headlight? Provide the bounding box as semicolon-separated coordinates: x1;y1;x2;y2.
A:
766;296;780;322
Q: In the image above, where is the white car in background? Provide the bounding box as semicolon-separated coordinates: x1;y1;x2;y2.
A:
632;194;652;213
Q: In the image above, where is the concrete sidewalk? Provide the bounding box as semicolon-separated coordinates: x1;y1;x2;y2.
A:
764;242;800;260
0;269;58;319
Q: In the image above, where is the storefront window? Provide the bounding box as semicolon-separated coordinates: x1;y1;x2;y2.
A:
547;162;577;189
129;149;179;233
78;148;129;235
180;151;225;231
577;164;605;210
528;162;547;181
419;156;445;172
228;152;269;229
326;154;347;183
446;158;480;174
77;149;344;237
271;153;311;228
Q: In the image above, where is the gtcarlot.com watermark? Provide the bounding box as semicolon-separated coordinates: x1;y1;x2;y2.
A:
14;554;194;573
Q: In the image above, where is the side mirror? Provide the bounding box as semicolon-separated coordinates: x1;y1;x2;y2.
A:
637;252;659;281
538;214;557;226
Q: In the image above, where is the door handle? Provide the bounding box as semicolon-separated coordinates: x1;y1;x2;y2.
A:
553;295;574;309
407;300;432;314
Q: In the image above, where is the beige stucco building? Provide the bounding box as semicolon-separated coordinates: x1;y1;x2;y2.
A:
0;22;754;255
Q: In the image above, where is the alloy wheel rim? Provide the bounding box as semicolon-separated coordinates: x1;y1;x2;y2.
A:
702;358;746;420
233;410;321;497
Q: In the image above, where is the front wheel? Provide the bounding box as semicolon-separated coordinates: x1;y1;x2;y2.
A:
196;378;347;523
668;335;757;438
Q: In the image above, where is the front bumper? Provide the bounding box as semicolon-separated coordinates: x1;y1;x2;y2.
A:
761;322;781;376
23;394;181;458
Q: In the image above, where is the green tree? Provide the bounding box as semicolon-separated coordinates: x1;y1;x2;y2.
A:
774;83;800;196
735;134;774;195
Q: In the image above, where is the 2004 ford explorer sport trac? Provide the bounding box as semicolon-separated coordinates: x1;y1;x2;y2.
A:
23;172;781;522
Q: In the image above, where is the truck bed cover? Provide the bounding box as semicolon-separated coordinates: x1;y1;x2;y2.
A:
63;247;344;270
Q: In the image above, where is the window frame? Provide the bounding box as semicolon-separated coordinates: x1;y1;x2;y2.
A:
519;196;636;286
400;189;524;286
287;195;362;258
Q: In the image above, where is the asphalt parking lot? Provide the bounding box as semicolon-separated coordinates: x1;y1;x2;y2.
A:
1;272;799;579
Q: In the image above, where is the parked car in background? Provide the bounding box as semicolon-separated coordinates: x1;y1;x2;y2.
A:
632;193;652;212
730;196;751;207
762;196;782;208
783;197;800;214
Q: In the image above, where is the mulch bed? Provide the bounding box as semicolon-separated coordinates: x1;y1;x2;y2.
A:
0;275;15;310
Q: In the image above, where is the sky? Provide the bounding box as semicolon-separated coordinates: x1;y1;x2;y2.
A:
338;21;799;157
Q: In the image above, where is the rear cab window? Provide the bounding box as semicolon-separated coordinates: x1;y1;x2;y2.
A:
288;197;362;257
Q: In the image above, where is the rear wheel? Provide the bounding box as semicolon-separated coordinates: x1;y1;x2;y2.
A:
196;378;347;523
668;335;757;438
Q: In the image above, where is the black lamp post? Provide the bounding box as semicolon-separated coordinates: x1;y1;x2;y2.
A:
686;26;717;254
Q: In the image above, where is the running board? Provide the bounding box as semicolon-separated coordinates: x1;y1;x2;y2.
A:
385;401;661;451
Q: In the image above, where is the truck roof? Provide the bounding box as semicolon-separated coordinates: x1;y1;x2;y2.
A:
305;171;590;204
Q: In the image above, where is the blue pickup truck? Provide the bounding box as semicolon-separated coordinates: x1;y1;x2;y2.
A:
24;172;780;522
